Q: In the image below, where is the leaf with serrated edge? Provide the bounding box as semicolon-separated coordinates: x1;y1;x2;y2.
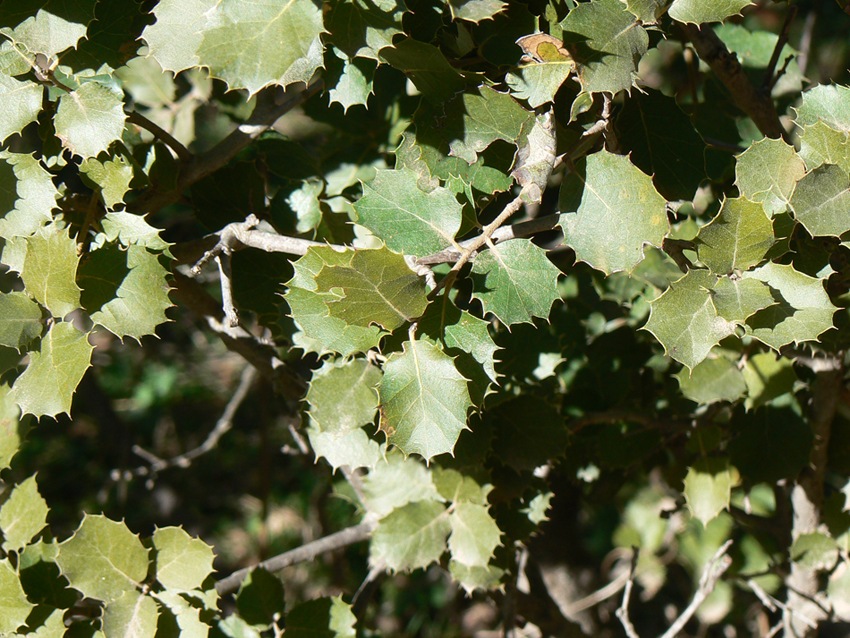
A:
325;0;405;60
791;532;840;572
799;121;850;173
450;0;507;22
0;1;96;58
433;467;492;505
743;262;837;349
56;514;149;603
559;0;648;95
196;0;323;95
329;55;375;112
711;277;774;323
449;559;505;594
418;301;499;383
668;0;752;24
317;248;427;331
735;137;805;217
794;84;850;132
9;322;92;419
354;169;462;256
142;0;216;72
153;527;215;591
683;459;740;526
0;75;41;144
370;500;450;572
644;270;736;371
379;340;472;461
0;152;60;241
0;559;32;634
361;452;443;517
790;164;850;237
102;590;159;638
622;0;667;22
0;292;42;350
307;358;382;433
676;357;747;405
55;81;126;158
448;502;501;567
308;426;383;472
81;156;134;209
0;475;48;552
379;38;467;104
99;212;171;252
79;245;172;340
697;197;774;274
506;61;574;109
20;224;81;318
511;111;557;203
560;151;668;274
471;239;560;327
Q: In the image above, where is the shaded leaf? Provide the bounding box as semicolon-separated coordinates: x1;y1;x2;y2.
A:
0;474;48;552
361;452;442;517
791;532;840;572
799;121;850;173
285;595;356;638
683;459;740;526
696;197;774;274
235;567;284;628
511;110;557;203
328;54;375;112
449;560;505;594
379;38;467;103
728;407;811;484
506;60;574;108
668;0;752;24
325;0;405;60
448;502;501;567
370;500;450;571
676;357;747;405
711;277;774;323
0;292;42;350
790;163;850;237
449;0;506;22
307;358;382;433
0;559;33;634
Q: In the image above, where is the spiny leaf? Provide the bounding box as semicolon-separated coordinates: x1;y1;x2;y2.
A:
676;357;747;405
790;163;850;237
80;155;134;209
0;474;48;552
449;560;505;594
379;38;467;103
153;527;215;592
794;83;850;132
696;197;774;274
142;0;217;74
511;110;557;203
370;500;450;571
448;502;501;568
379;339;472;461
0;559;32;634
735;137;806;217
798;121;850;173
102;590;159;638
307;358;382;433
559;150;668;274
711;277;774;323
0;75;42;144
361;452;442;517
20;224;81;318
99;212;171;252
354;168;462;256
449;0;507;22
324;0;405;60
0;292;42;351
328;54;375;112
470;239;561;327
667;0;753;24
9;322;93;419
0;151;60;241
506;60;574;108
55;80;126;158
0;0;97;59
683;459;740;526
308;426;383;472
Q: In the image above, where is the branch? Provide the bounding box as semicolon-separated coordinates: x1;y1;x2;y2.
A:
762;5;797;92
128;80;323;215
215;520;376;595
125;110;192;162
683;24;786;140
615;548;641;638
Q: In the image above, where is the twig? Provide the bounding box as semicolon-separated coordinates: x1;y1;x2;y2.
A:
563;570;629;615
615;548;641;638
215;520;376;595
658;540;734;638
215;251;239;327
126;110;192;162
762;5;797;92
796;10;816;78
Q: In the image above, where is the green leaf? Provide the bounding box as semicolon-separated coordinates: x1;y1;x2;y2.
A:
379;339;472;461
559;150;668;274
102;590;159;638
505;60;574;108
78;244;172;340
315;248;427;331
99;212;171;252
0;559;33;634
676;357;747;405
80;155;134;209
433;468;491;505
0;385;25;471
371;500;450;572
715;23;803;98
511;110;557;203
197;0;324;95
379;38;467;104
0;151;60;241
285;596;356;638
449;0;506;22
155;589;211;638
308;426;383;472
743;262;837;349
644;270;736;371
0;474;48;552
0;75;42;144
324;0;405;61
55;80;126;158
741;352;796;411
0;292;42;350
791;532;840;572
328;55;375;112
449;560;505;594
9;322;92;419
696;197;774;274
622;0;666;22
56;514;149;602
142;0;217;74
799;121;850;173
470;239;561;327
667;0;752;24
19;224;80;317
235;567;284;628
794;83;850;132
354;168;462;256
448;502;501;568
0;0;96;58
617;89;707;201
711;277;775;323
153;527;215;592
790;163;850;237
683;459;740;526
735;137;805;217
361;452;442;517
559;0;648;95
307;358;382;433
285;247;385;357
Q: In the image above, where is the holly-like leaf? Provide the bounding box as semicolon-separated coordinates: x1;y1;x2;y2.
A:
433;468;492;505
0;151;60;241
794;83;850;132
735;137;805;217
80;155;134;209
559;150;668;274
380;38;467;104
56;514;149;603
370;500;450;571
622;0;667;22
0;75;42;144
0;386;25;471
78;244;172;340
316;248;427;331
711;277;774;323
791;532;840;572
307;358;382;433
449;560;505;594
20;223;81;317
99;212;171;252
559;0;648;95
55;80;126;158
0;559;32;634
142;0;217;74
328;54;375;112
354;168;462;256
379;339;472;461
102;591;159;638
667;0;752;24
0;292;42;350
0;0;96;59
644;270;736;371
285;595;356;638
153;527;215;592
0;474;48;552
324;0;405;61
449;0;506;22
308;426;383;472
448;502;501;568
506;60;574;108
470;239;561;327
285;247;385;357
742;352;796;411
696;197;774;274
743;262;837;349
799;121;850;173
361;453;442;518
676;357;747;405
683;459;740;526
617;89;707;201
196;0;324;95
790;164;850;238
9;322;93;419
511;110;557;203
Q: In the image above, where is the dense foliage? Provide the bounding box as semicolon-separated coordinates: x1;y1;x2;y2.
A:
1;0;850;635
